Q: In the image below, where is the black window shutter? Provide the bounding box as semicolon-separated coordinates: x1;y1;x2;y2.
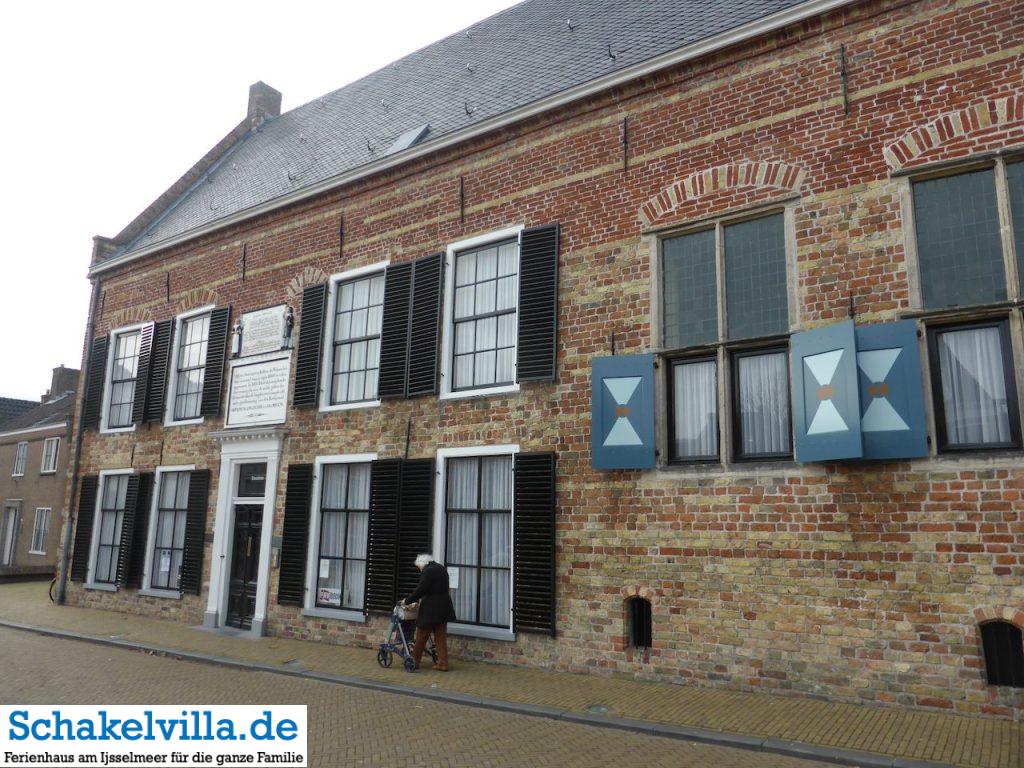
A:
278;464;314;606
82;337;109;430
144;320;174;423
179;469;211;595
407;254;444;397
513;451;557;635
293;284;327;407
365;458;402;611
516;224;560;381
378;263;412;398
396;458;434;597
200;307;231;417
125;473;154;588
70;475;100;582
130;323;155;425
114;474;142;588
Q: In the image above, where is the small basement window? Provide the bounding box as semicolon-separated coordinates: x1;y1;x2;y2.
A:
980;621;1024;687
628;597;652;649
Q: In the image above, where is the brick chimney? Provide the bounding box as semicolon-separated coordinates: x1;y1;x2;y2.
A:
42;365;80;402
247;81;282;128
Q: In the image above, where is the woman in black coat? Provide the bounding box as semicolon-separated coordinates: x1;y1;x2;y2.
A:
403;554;457;670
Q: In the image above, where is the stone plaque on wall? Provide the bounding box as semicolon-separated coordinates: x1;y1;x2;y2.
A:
239;305;288;358
225;356;291;427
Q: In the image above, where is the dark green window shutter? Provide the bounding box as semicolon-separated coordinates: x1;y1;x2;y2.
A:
125;473;154;588
407;254;444;397
513;451;556;635
278;464;313;606
179;469;211;595
365;458;402;611
70;475;99;582
396;458;434;597
81;337;109;430
378;263;412;398
200;307;231;417
516;224;559;381
293;284;327;407
144;320;174;423
130;323;155;425
114;474;142;588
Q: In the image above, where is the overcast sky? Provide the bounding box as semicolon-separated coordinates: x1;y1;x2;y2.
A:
0;0;517;401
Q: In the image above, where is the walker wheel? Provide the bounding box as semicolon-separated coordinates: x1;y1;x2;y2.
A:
403;656;416;673
428;647;438;663
377;648;392;668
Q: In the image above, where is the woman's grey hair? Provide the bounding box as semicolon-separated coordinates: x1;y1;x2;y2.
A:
414;554;434;569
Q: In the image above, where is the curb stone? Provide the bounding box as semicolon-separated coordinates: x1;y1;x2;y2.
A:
0;619;955;768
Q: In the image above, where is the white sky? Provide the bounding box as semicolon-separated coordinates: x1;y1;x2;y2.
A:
0;0;517;401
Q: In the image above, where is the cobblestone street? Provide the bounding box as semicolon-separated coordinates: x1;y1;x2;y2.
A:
0;627;831;768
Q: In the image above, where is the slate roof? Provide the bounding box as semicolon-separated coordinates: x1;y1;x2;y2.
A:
111;0;809;261
0;391;76;434
0;398;38;430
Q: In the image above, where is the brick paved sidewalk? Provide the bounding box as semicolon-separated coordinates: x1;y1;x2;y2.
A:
0;582;1019;768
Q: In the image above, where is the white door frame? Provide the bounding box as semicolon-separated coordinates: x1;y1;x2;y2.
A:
205;428;287;636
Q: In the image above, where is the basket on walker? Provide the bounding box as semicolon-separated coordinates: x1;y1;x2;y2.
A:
376;602;437;672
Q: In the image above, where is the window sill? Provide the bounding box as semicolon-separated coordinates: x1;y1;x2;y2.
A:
11;473;23;479
441;383;520;401
448;623;515;641
40;470;57;476
164;417;204;429
301;607;367;623
138;588;182;600
27;550;45;556
319;400;381;414
84;582;117;592
100;426;136;435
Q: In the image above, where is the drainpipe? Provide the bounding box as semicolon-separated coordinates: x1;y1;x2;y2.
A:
56;274;102;605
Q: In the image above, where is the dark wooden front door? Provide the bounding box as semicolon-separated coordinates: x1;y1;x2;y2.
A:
226;504;262;629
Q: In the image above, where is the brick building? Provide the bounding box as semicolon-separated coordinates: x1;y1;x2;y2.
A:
60;0;1024;718
1;367;79;578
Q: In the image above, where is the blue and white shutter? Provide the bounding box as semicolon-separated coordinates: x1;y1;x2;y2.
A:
790;320;863;463
591;354;656;469
854;320;928;460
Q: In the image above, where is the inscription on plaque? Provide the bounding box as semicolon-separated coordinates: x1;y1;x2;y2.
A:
225;357;291;427
240;305;287;358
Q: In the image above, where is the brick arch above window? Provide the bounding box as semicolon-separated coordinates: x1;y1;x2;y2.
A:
884;94;1024;171
286;265;329;301
104;306;152;328
620;585;657;603
175;287;220;315
973;606;1024;629
638;161;805;228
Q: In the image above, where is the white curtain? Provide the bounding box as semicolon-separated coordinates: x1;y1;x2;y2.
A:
938;327;1011;445
737;352;791;456
672;360;717;457
321;465;348;509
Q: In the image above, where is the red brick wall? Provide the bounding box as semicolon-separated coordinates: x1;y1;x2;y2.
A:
65;0;1024;718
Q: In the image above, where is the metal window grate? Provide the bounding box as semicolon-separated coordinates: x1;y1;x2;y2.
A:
629;597;652;649
980;621;1024;687
663;229;717;348
725;213;788;340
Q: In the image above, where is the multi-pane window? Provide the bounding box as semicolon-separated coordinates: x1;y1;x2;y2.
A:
150;472;189;590
330;274;384;405
40;437;60;474
107;331;141;428
12;442;27;476
315;463;370;610
445;455;512;628
29;508;50;554
911;163;1024;452
662;211;792;462
173;313;210;421
93;475;129;584
452;240;518;390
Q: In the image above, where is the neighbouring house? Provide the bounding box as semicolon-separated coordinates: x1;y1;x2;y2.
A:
1;366;79;578
0;398;37;430
60;0;1024;718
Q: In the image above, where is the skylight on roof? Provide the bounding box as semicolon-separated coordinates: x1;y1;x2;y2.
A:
382;123;430;157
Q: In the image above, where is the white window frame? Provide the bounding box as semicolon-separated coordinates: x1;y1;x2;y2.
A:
433;444;519;641
12;442;28;477
40;437;60;474
85;468;134;591
319;261;389;412
138;464;195;599
29;507;50;555
100;322;148;434
302;452;377;622
164;304;215;427
440;225;525;400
